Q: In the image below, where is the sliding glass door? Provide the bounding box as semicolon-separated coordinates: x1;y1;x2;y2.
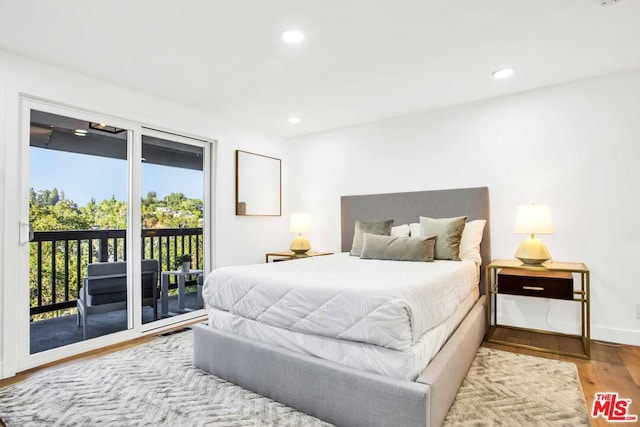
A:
139;130;209;327
13;99;213;372
28;109;132;354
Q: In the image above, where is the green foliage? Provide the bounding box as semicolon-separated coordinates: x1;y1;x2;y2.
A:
141;191;203;229
175;253;192;269
29;188;91;232
29;188;204;321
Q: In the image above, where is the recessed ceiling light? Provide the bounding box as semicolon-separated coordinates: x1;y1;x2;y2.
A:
288;117;301;124
74;131;87;137
75;129;87;134
282;30;305;44
492;68;514;80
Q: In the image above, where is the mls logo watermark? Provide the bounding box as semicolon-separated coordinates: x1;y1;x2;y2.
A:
592;392;638;422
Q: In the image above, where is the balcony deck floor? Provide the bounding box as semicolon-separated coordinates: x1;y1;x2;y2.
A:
30;291;201;354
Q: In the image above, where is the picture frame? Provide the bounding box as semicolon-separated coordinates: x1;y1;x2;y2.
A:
235;150;281;216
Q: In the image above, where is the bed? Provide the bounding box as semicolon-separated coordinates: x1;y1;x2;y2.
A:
193;186;491;427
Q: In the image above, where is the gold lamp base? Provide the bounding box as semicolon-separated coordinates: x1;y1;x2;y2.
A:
515;237;551;265
290;235;310;254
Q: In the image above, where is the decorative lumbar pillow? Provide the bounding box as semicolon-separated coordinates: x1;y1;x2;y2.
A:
350;219;394;256
459;219;487;264
391;224;410;237
360;233;436;262
419;216;467;260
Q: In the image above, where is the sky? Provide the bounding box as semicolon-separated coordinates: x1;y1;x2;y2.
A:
30;148;204;205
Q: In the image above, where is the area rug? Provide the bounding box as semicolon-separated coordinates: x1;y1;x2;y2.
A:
0;329;590;426
443;348;590;426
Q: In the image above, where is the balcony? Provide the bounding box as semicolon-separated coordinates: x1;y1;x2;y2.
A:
30;227;203;353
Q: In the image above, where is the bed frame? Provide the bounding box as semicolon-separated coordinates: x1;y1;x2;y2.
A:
194;186;490;427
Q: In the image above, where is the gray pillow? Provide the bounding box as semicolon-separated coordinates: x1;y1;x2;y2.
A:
350;219;394;256
419;216;467;260
360;233;436;262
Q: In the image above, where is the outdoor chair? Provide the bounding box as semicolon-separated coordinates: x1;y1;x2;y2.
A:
77;259;159;340
197;273;204;309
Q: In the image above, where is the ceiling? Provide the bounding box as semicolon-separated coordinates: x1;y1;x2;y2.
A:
1;0;639;138
29;110;204;170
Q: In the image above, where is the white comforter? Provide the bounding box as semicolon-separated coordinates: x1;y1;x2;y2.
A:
203;253;477;351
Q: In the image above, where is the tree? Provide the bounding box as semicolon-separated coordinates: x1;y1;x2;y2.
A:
82;198;98;226
164;192;186;209
29;189;90;231
94;196;127;229
143;191;158;206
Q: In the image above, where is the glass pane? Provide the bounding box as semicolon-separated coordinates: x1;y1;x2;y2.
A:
29;110;131;353
140;135;204;324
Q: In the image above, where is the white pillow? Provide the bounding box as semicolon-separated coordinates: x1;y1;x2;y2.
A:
458;219;486;264
391;224;410;237
409;223;420;237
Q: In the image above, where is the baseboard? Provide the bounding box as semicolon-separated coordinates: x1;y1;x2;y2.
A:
496;312;581;336
496;313;640;347
590;325;640;347
0;361;10;381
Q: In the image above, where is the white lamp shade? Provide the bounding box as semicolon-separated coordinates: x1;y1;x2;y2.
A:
514;204;554;235
289;213;311;233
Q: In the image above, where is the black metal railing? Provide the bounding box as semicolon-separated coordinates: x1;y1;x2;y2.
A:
30;227;203;317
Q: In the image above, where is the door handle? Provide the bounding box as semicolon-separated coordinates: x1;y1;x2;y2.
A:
19;221;34;245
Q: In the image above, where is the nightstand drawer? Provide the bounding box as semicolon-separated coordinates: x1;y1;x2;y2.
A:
498;268;573;300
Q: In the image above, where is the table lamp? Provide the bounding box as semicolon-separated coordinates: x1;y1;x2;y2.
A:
514;204;554;265
289;213;311;254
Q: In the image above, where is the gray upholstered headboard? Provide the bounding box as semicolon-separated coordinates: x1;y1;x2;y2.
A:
341;187;491;291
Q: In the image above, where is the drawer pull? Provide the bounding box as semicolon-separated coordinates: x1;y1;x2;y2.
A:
522;285;544;291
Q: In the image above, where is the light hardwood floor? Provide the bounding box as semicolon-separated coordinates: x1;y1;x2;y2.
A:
1;329;638;426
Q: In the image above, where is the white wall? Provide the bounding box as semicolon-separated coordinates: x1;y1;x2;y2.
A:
288;68;640;346
0;50;291;377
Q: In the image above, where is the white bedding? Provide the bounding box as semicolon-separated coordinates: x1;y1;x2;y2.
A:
208;286;479;380
203;253;477;350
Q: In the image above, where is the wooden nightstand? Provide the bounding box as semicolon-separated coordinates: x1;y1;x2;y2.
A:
265;251;334;263
485;259;590;359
